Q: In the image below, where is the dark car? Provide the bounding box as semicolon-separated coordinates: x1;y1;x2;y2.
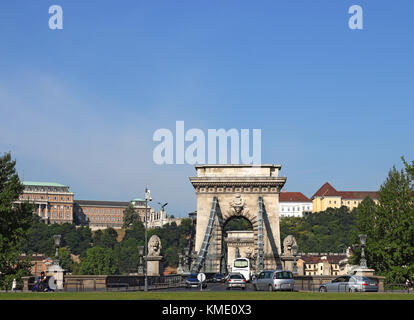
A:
185;273;207;289
213;274;225;283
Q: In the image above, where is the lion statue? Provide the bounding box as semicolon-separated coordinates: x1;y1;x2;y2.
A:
148;235;162;256
283;235;297;256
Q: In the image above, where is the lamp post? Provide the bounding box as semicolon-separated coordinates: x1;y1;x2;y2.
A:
138;246;144;275
359;234;367;268
144;188;152;292
292;244;298;274
183;247;190;273
53;234;61;266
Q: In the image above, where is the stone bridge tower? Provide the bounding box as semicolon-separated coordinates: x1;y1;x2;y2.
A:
189;164;287;273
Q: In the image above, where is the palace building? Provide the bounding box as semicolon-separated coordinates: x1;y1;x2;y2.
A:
17;181;74;224
17;181;178;229
311;182;379;213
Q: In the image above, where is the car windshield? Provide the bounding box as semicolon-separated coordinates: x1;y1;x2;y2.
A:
230;274;244;279
188;274;198;280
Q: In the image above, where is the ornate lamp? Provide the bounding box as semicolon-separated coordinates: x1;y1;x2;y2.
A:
359;234;367;268
292;244;298;274
53;234;61;265
138;246;144;274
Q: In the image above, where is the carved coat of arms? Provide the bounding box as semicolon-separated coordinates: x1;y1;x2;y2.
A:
228;194;249;216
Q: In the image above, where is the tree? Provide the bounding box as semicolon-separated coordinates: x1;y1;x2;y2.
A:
58;247;74;273
353;158;414;284
79;247;117;275
122;203;140;229
0;153;33;289
280;206;357;253
94;227;118;249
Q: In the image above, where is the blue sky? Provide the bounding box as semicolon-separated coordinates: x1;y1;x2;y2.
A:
1;1;413;216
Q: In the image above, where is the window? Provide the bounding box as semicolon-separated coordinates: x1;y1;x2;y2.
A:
117;209;120;214
85;209;88;213
112;209;115;214
107;209;109;214
66;213;70;219
112;217;115;222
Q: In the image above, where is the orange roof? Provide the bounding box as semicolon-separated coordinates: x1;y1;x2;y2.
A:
312;182;340;198
279;192;311;202
312;182;378;200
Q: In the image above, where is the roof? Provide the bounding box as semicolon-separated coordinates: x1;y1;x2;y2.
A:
338;191;379;200
23;181;67;187
75;200;130;207
312;182;339;198
279;192;311;202
299;254;347;265
312;182;379;200
131;198;145;202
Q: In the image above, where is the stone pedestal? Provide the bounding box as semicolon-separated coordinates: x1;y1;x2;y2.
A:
352;267;375;277
146;256;162;276
47;264;64;290
281;256;295;272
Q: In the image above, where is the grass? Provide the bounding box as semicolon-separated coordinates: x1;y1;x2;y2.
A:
0;291;413;300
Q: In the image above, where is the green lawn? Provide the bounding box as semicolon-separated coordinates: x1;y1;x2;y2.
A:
0;291;413;300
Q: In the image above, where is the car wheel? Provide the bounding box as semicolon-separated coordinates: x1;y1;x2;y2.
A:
349;287;356;293
319;287;327;293
268;285;273;292
253;284;258;291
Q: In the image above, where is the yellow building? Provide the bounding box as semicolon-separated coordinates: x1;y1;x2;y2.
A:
312;182;379;213
297;254;346;276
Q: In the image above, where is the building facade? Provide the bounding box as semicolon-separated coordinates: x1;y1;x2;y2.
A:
297;253;347;276
312;182;379;213
279;191;313;217
17;181;74;224
74;198;179;230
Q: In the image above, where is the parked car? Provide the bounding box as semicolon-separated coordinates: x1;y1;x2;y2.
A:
213;273;226;283
252;270;294;291
319;275;378;292
185;273;207;289
225;272;247;290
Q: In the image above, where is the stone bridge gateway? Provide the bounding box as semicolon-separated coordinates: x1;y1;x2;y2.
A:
189;164;287;274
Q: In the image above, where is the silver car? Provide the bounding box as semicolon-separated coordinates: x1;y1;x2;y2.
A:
225;272;247;290
253;270;295;291
319;275;378;292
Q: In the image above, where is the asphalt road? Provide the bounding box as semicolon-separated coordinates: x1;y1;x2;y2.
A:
158;282;256;292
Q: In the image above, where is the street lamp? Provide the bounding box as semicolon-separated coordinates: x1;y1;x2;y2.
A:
144;188;152;292
292;244;298;274
138;246;144;275
183;247;190;273
359;234;367;268
53;234;61;266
